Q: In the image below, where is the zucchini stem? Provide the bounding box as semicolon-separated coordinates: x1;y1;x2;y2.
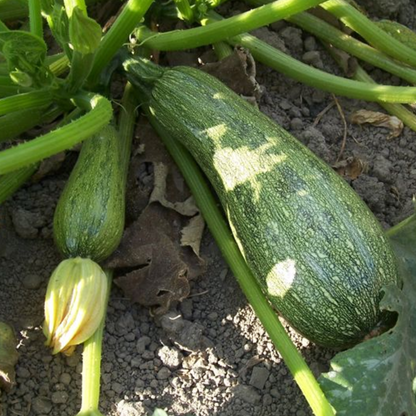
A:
320;0;416;68
134;0;325;51
28;0;43;38
87;0;154;85
287;12;416;86
117;81;137;185
0;90;52;116
0;165;38;205
147;115;335;416
76;269;111;416
0;93;112;175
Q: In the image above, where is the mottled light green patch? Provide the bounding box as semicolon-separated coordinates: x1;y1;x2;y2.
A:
213;143;287;201
266;259;296;297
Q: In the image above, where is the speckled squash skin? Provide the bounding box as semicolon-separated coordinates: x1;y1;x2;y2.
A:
126;59;400;349
53;125;125;263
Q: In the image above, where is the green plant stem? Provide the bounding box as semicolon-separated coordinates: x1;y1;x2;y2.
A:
286;12;416;86
135;0;325;51
0;89;52;116
47;53;70;77
146;114;335;416
320;0;416;68
322;39;416;133
0;164;37;205
354;66;416;133
0;17;8;31
0;93;112;175
212;41;233;60
117;81;137;185
28;0;43;38
87;0;154;85
0;84;31;97
138;19;416;103
173;0;193;22
76;269;112;416
0;105;62;143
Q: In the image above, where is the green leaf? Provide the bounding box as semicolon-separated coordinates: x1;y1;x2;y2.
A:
319;206;416;416
68;7;102;55
0;322;19;392
0;31;54;88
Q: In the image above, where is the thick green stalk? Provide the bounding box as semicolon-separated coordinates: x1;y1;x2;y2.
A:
0;104;63;143
147;115;335;416
28;0;43;38
173;0;193;22
135;0;325;51
87;0;154;84
0;17;8;31
0;93;112;175
353;66;416;133
76;269;111;416
0;164;37;205
212;42;233;60
287;12;416;86
0;84;31;97
323;38;416;133
321;0;416;68
0;90;52;116
137;21;416;103
117;82;137;185
47;53;70;77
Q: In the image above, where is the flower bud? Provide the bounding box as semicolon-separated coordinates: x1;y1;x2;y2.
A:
43;257;108;355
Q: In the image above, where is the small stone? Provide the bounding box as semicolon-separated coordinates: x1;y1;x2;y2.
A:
32;397;52;414
51;391;69;404
207;312;218;321
219;268;228;281
22;274;43;290
112;382;124;395
249;366;270;390
12;209;46;239
17;367;30;378
302;51;324;69
304;36;317;51
233;385;261;405
157;367;171;380
263;393;273;406
270;388;281;399
158;346;183;369
180;299;193;320
136;336;151;354
279;27;303;52
59;373;71;385
290;118;304;131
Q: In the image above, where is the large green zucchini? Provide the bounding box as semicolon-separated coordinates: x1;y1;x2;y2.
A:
124;58;400;349
54;125;125;262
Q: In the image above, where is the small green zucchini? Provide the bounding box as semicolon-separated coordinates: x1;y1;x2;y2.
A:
124;58;400;349
54;124;125;262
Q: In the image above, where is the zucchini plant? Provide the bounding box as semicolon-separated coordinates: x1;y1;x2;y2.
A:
1;0;416;415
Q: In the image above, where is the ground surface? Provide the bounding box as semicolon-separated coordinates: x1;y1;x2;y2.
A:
1;0;416;415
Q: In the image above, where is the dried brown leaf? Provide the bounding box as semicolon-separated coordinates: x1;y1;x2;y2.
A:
0;322;19;392
150;163;199;216
106;122;206;314
351;110;403;139
333;156;367;180
181;214;205;258
201;48;261;99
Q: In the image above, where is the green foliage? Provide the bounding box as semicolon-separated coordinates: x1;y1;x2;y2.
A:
0;31;54;88
319;208;416;416
68;6;101;55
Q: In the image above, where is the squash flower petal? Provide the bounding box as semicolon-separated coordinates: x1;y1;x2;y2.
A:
43;257;108;355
